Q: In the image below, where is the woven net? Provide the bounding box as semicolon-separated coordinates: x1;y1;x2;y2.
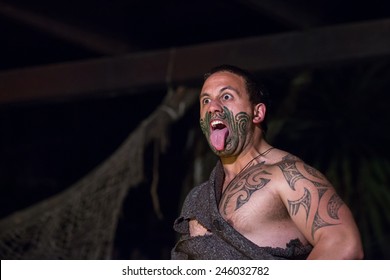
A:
0;87;197;259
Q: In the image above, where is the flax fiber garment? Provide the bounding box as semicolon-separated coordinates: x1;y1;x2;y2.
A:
171;161;313;260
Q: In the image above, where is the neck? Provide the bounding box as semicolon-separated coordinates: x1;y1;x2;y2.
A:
220;140;273;182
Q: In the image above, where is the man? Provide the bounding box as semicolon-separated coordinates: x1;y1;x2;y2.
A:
171;65;364;259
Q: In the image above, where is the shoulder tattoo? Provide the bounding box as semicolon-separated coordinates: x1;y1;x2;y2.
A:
278;155;344;239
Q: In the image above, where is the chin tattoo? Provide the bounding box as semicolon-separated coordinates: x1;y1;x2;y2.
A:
200;106;250;156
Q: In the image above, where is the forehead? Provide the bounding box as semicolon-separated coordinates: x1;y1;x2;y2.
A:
201;71;246;91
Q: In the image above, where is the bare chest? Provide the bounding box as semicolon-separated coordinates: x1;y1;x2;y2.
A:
218;166;289;233
216;158;309;248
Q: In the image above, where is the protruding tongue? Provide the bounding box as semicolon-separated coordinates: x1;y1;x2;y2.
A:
210;127;229;151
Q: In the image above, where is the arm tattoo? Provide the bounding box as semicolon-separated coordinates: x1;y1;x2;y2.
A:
278;161;305;190
312;181;328;190
312;212;334;239
328;193;344;219
288;188;311;221
316;184;328;200
304;163;323;179
279;156;343;239
220;162;271;215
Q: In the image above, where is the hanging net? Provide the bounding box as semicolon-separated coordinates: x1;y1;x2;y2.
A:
0;87;197;259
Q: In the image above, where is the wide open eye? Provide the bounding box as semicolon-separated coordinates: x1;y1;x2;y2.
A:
201;98;211;105
222;93;232;101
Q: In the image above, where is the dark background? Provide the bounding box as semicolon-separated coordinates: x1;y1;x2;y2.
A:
0;0;389;259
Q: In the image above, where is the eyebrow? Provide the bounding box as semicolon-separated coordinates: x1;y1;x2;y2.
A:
220;86;240;95
199;92;210;100
200;85;240;99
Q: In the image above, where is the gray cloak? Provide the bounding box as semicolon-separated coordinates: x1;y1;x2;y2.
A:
171;161;313;259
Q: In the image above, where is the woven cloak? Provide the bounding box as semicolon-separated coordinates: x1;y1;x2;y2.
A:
172;161;313;260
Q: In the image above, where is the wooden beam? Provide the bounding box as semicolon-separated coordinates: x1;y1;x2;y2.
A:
1;18;390;105
0;51;172;105
233;0;322;29
0;2;134;55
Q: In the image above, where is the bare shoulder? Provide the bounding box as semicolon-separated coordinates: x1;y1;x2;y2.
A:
268;150;350;240
267;150;330;188
262;149;363;258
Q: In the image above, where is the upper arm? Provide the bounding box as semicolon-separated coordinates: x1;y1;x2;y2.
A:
275;158;362;251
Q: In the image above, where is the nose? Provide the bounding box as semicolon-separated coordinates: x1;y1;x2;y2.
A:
208;99;222;114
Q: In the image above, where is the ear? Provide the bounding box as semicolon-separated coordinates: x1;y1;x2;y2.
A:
253;103;266;124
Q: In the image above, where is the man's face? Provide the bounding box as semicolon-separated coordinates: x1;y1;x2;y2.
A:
199;71;255;157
